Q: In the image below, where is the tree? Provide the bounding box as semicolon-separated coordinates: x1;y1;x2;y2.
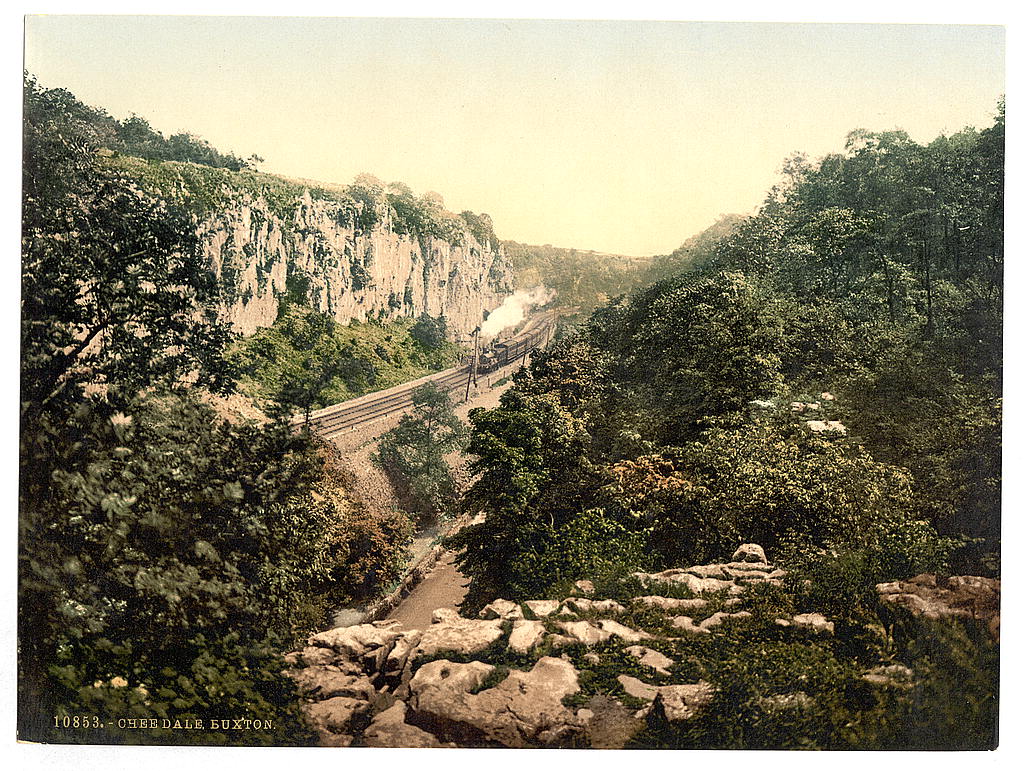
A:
18;391;347;744
375;383;467;522
447;389;609;609
410;313;449;350
22;76;234;417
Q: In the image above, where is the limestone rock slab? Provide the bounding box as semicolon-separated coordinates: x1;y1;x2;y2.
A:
508;619;546;654
408;657;583;747
363;701;453;748
414;617;505;659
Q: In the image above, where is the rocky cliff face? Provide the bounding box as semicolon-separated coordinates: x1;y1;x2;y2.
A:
198;188;512;337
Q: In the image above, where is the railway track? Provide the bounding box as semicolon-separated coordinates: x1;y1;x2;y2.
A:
296;310;558;439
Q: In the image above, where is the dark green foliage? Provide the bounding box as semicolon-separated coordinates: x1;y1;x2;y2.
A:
24;76;257;172
231;305;462;414
19;392;342;744
410;313;450;350
113;114;257;171
374;383;467;522
605;418;951;568
22;76;236;410
448;389;644;612
624;610;997;750
459;210;499;247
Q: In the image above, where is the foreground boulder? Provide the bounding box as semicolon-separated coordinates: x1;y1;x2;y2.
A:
414;616;505;659
408;657;585;747
363;701;454;748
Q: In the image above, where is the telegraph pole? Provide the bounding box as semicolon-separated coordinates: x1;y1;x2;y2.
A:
465;326;480;402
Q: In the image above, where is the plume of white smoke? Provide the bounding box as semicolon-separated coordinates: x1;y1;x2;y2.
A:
480;286;556;338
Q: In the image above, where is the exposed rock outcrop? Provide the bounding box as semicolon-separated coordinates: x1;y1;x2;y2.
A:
876;573;1000;639
408;657;585;747
285;544;999;748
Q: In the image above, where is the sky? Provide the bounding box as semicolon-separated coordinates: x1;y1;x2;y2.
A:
22;15;1004;256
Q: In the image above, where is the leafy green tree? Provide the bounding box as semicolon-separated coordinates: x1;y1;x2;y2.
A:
448;389;615;609
375;383;467;522
262;310;377;421
459;210;498;247
410;313;449;350
616;271;787;440
22;76;234;415
19;391;344;744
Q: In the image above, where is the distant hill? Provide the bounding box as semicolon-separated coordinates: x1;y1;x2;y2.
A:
643;214;745;283
502;240;651;314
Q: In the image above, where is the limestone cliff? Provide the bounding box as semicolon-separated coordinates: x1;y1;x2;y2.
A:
115;157;515;337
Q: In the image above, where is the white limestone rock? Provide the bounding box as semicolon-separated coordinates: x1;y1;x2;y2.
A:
290;667;377;701
574;580;596;595
635;596;708;611
384;630;423;680
305;695;372;736
414;617;505;659
624;646;675;676
617;675;658;701
652;682;715;722
431;607;462;624
597;619;652;642
671;616;710;635
524;600;562;617
362;701;453;748
731;544;768;565
508;619;546;654
408;657;584;747
804;420;847;435
565;597;627;615
775;612;835;636
308;624;403;673
557;621;613;646
478;599;524;620
699;611;753;630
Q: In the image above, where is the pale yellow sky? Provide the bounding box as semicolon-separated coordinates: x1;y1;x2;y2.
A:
24;16;1004;255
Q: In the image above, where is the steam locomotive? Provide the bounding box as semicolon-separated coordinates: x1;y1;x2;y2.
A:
474;318;554;374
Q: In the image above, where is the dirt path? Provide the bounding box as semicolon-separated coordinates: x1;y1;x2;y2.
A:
385;551;469;629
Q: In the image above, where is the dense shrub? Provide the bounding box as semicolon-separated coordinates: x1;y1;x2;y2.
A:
19;392;347;743
409;313;450;350
607;418;941;567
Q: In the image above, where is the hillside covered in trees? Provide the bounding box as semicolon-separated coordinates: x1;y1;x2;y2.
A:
503;240;652;314
447;105;1003;748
